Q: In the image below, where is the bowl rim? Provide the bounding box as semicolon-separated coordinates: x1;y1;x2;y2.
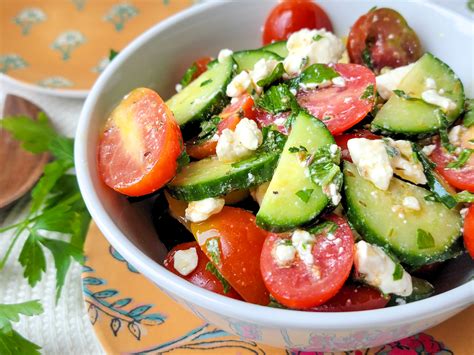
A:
76;0;474;329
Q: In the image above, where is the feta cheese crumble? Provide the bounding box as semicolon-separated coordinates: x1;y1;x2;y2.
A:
175;83;183;93
216;118;263;162
283;28;345;77
332;76;346;87
421;144;436;156
185;197;225;223
274;243;297;266
421;89;457;112
218;48;233;63
388;139;427;185
448;125;466;146
173;247;199;276
347;138;394;190
375;63;415;100
291;229;316;266
355;241;413;296
226;71;251;97
402;196;421;211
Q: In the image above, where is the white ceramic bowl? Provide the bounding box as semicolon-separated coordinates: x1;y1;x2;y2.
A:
76;0;474;351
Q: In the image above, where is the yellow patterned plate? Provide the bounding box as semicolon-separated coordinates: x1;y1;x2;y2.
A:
82;222;474;354
0;0;194;96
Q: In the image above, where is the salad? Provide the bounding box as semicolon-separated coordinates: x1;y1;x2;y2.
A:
97;1;474;311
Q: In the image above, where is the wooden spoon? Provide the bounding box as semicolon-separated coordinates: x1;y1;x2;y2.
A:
0;95;50;208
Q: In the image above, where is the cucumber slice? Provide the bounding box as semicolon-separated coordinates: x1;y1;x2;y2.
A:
256;111;335;232
343;161;462;267
372;53;464;136
233;49;283;73
166;57;234;126
166;153;279;201
262;41;288;58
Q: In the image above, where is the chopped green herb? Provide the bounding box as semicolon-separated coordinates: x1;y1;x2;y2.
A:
446;148;473;169
308;220;338;235
288;146;308;153
295;189;314;203
205;262;230;293
392;263;404;281
437;111;456;153
454;190;474;203
308;144;342;188
258;125;287;153
369;5;377;12
323;116;331;121
360;84;375;100
200;79;213;87
280;239;293;246
289;63;339;90
416;229;435;249
382;138;399;157
393;89;417;100
179;63;198;88
361;47;374;70
256;84;298;114
205;238;221;265
109;49;119;61
257;62;285;88
196;116;221;143
313;34;323;41
176;150;190;171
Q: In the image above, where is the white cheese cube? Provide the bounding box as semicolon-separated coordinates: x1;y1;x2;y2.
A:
173;247;199;276
185;197;225;223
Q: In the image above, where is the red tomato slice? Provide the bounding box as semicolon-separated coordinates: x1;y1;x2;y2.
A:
311;284;390;312
186;94;256;160
191;207;270;305
260;214;355;309
296;63;376;135
335;130;380;162
429;138;474;192
463;205;474;259
262;0;333;45
98;88;183;196
191;56;212;81
347;8;423;73
164;241;242;299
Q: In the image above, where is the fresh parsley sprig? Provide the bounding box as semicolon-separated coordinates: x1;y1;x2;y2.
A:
0;300;44;355
0;113;90;301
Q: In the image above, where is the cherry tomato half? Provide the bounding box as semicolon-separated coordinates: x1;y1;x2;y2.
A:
311;284;390;312
191;207;270;305
335;130;380;162
260;214;355;309
98;88;183;196
191;56;213;81
463;205;474;259
429;128;474;192
186;94;256;159
296;63;376;135
262;0;333;45
347;8;423;73
164;241;242;299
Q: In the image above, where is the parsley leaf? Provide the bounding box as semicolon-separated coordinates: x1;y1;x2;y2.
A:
180;63;198;87
289;63;339;90
288;146;308;153
437;111;456;153
416;229;435;249
446;148;473;169
393;89;418;100
313;34;323;41
256;84;298;114
308;144;342;188
308;220;338;235
205;238;221;265
205;262;230;293
258;125;287;153
361;47;374;70
257;62;285;88
392;263;404;281
463;98;474;127
360;84;375;100
295;189;314;203
200;79;213;87
455;190;474;203
196;116;221;142
0;300;43;354
0;112;90;302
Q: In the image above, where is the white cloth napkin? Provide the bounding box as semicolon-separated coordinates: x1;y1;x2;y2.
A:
0;74;103;354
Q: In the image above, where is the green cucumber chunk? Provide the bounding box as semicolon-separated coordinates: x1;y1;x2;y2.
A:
167;153;279;201
262;41;289;58
256;111;334;232
166;57;234;126
372;53;465;136
387;277;435;305
343;161;462;267
233;49;283;73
